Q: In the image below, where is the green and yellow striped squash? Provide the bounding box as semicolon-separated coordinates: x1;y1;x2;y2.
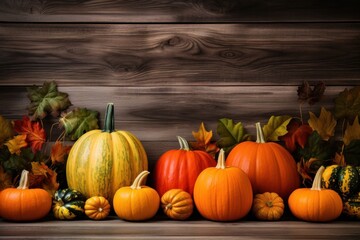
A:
343;192;360;219
66;103;148;202
321;165;359;199
53;188;85;220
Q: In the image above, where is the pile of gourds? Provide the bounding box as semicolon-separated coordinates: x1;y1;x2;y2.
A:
0;103;358;222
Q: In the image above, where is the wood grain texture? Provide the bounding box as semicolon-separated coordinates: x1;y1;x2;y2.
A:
0;23;359;86
0;0;359;23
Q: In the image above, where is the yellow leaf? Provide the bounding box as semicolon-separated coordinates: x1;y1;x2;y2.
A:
308;107;337;141
30;162;59;196
50;141;72;164
263;115;292;141
343;116;360;145
192;122;212;146
4;134;28;155
0;166;13;190
0;115;14;146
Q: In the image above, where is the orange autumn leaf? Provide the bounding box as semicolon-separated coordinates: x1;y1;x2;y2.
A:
190;122;219;157
280;119;313;152
13;116;46;153
30;162;59;196
50;141;72;164
308;107;337;141
0;166;13;190
297;157;319;186
4;134;28;155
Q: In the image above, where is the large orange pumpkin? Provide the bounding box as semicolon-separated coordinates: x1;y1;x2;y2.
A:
226;122;300;199
153;136;216;197
193;149;253;221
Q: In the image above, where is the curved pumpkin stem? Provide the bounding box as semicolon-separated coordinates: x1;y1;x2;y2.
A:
255;122;266;143
103;103;115;133
131;170;150;190
216;149;226;169
177;136;190;151
17;169;30;190
311;166;325;191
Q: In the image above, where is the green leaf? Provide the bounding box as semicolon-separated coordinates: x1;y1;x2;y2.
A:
216;118;250;154
334;86;360;122
59;108;99;140
263;115;292;141
27;81;72;120
2;154;31;175
343;140;360;166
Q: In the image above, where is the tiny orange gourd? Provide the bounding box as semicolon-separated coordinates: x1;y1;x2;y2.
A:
252;192;284;221
85;196;111;220
113;171;160;221
161;189;193;220
288;166;343;222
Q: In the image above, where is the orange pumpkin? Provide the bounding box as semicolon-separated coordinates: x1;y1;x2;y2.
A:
288;166;343;222
194;149;253;221
161;189;193;220
0;170;52;221
252;192;284;221
226;122;300;199
85;196;111;220
113;171;160;221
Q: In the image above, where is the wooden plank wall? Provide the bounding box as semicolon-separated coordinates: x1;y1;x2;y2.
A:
1;0;360;170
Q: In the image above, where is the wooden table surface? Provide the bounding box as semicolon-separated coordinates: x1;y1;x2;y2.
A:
1;215;359;240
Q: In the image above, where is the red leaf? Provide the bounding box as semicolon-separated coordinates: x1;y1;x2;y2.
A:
280;118;313;152
13;116;46;153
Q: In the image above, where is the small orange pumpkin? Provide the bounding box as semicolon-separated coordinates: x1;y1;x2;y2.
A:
161;189;193;220
288;166;343;222
252;192;284;221
85;196;111;220
0;170;52;221
113;171;160;221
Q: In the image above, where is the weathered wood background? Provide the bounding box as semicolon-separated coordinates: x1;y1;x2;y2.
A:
1;0;360;171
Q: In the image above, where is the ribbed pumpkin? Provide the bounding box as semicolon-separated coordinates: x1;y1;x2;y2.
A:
226;122;300;199
66;103;148;202
153;136;216;197
252;192;284;221
343;192;360;219
85;196;111;220
321;164;359;199
53;188;85;220
194;149;253;221
161;189;193;220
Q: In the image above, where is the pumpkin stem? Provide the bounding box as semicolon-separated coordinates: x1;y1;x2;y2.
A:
17;169;30;190
177;136;190;151
255;122;266;143
103;103;115;133
130;170;150;190
216;149;226;169
311;166;325;191
165;203;173;211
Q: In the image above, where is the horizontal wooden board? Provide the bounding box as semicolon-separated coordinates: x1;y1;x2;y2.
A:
0;23;359;86
0;0;359;23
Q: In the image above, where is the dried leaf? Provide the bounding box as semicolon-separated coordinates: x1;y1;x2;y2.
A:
334;86;360;121
13;116;46;153
0;115;14;146
216;118;251;154
0;166;13;190
297;157;322;186
334;152;346;166
279;118;313;152
51;141;72;164
4;134;28;155
343;116;360;146
30;162;59;196
343;139;360;166
189;122;219;157
297;81;325;105
308;107;337;141
59;108;99;140
263;115;292;141
27;81;72;120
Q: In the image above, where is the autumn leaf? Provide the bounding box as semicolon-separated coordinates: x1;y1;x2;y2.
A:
297;157;322;186
279;118;313;152
0;115;14;146
343;139;360;166
217;118;251;154
27;81;72;120
334;86;360;122
59;108;99;140
343;116;360;146
51;141;72;164
30;162;59;196
308;107;337;141
189;122;219;157
13;116;46;153
334;152;346;166
0;166;13;190
4;134;28;155
263;115;292;142
297;81;326;105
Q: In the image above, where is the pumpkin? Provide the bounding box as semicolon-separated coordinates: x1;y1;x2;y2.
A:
226;122;300;199
113;171;160;221
193;149;253;221
161;189;193;220
153;136;216;197
252;192;284;221
321;164;359;199
288;166;343;222
343;192;360;219
53;188;85;220
0;170;51;221
66;103;148;202
85;196;111;220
